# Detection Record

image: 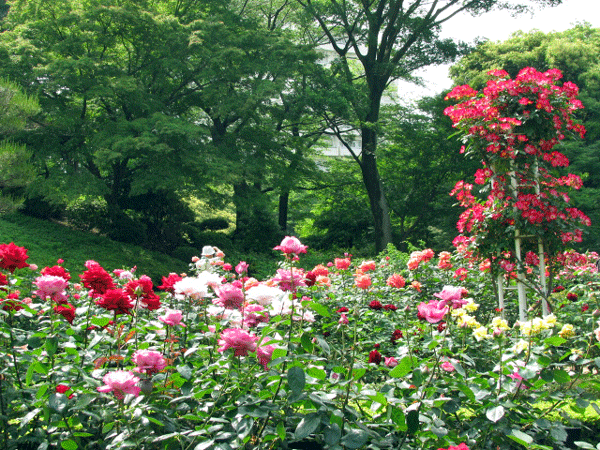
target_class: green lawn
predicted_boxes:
[0,213,189,283]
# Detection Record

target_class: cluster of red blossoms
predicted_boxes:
[444,67,590,263]
[80,261,161,315]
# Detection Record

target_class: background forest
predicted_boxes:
[0,0,598,264]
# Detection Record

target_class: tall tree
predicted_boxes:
[296,0,564,252]
[448,24,600,248]
[0,0,210,247]
[0,78,40,213]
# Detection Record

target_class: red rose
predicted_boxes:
[54,303,76,324]
[0,242,29,273]
[95,289,134,315]
[369,300,383,310]
[368,350,382,365]
[41,265,71,281]
[56,384,74,399]
[158,273,182,293]
[80,263,114,297]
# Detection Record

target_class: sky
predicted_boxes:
[404,0,600,99]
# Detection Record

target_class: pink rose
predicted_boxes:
[132,350,167,375]
[433,286,468,309]
[218,328,258,356]
[256,340,275,370]
[273,236,307,255]
[213,284,244,310]
[441,361,455,372]
[384,357,398,368]
[417,301,448,324]
[97,370,141,399]
[235,261,249,274]
[158,309,186,327]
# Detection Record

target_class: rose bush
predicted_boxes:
[0,238,599,450]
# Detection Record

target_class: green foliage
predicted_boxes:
[1,235,599,449]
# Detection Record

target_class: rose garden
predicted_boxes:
[1,69,600,450]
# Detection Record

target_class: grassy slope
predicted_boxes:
[0,213,189,283]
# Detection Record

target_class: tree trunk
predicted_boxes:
[361,125,393,253]
[278,191,289,233]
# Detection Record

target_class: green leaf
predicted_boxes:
[323,424,341,445]
[307,301,330,317]
[288,366,305,395]
[276,421,286,440]
[406,409,419,435]
[306,366,326,380]
[194,441,215,450]
[20,408,42,428]
[507,429,533,446]
[49,393,68,413]
[486,405,505,423]
[300,332,314,353]
[91,316,111,327]
[295,413,320,440]
[537,355,551,367]
[341,429,369,449]
[61,439,78,450]
[545,336,567,347]
[389,407,407,431]
[177,365,192,380]
[315,335,330,355]
[352,368,366,381]
[388,356,413,378]
[553,369,571,384]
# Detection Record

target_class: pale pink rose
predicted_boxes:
[132,350,167,374]
[594,325,600,342]
[34,275,69,301]
[158,308,186,327]
[174,277,209,300]
[273,236,307,255]
[272,268,307,292]
[441,361,455,372]
[97,370,140,399]
[218,328,258,356]
[384,357,398,368]
[417,300,448,324]
[339,313,349,325]
[213,284,244,310]
[433,286,468,309]
[246,284,281,306]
